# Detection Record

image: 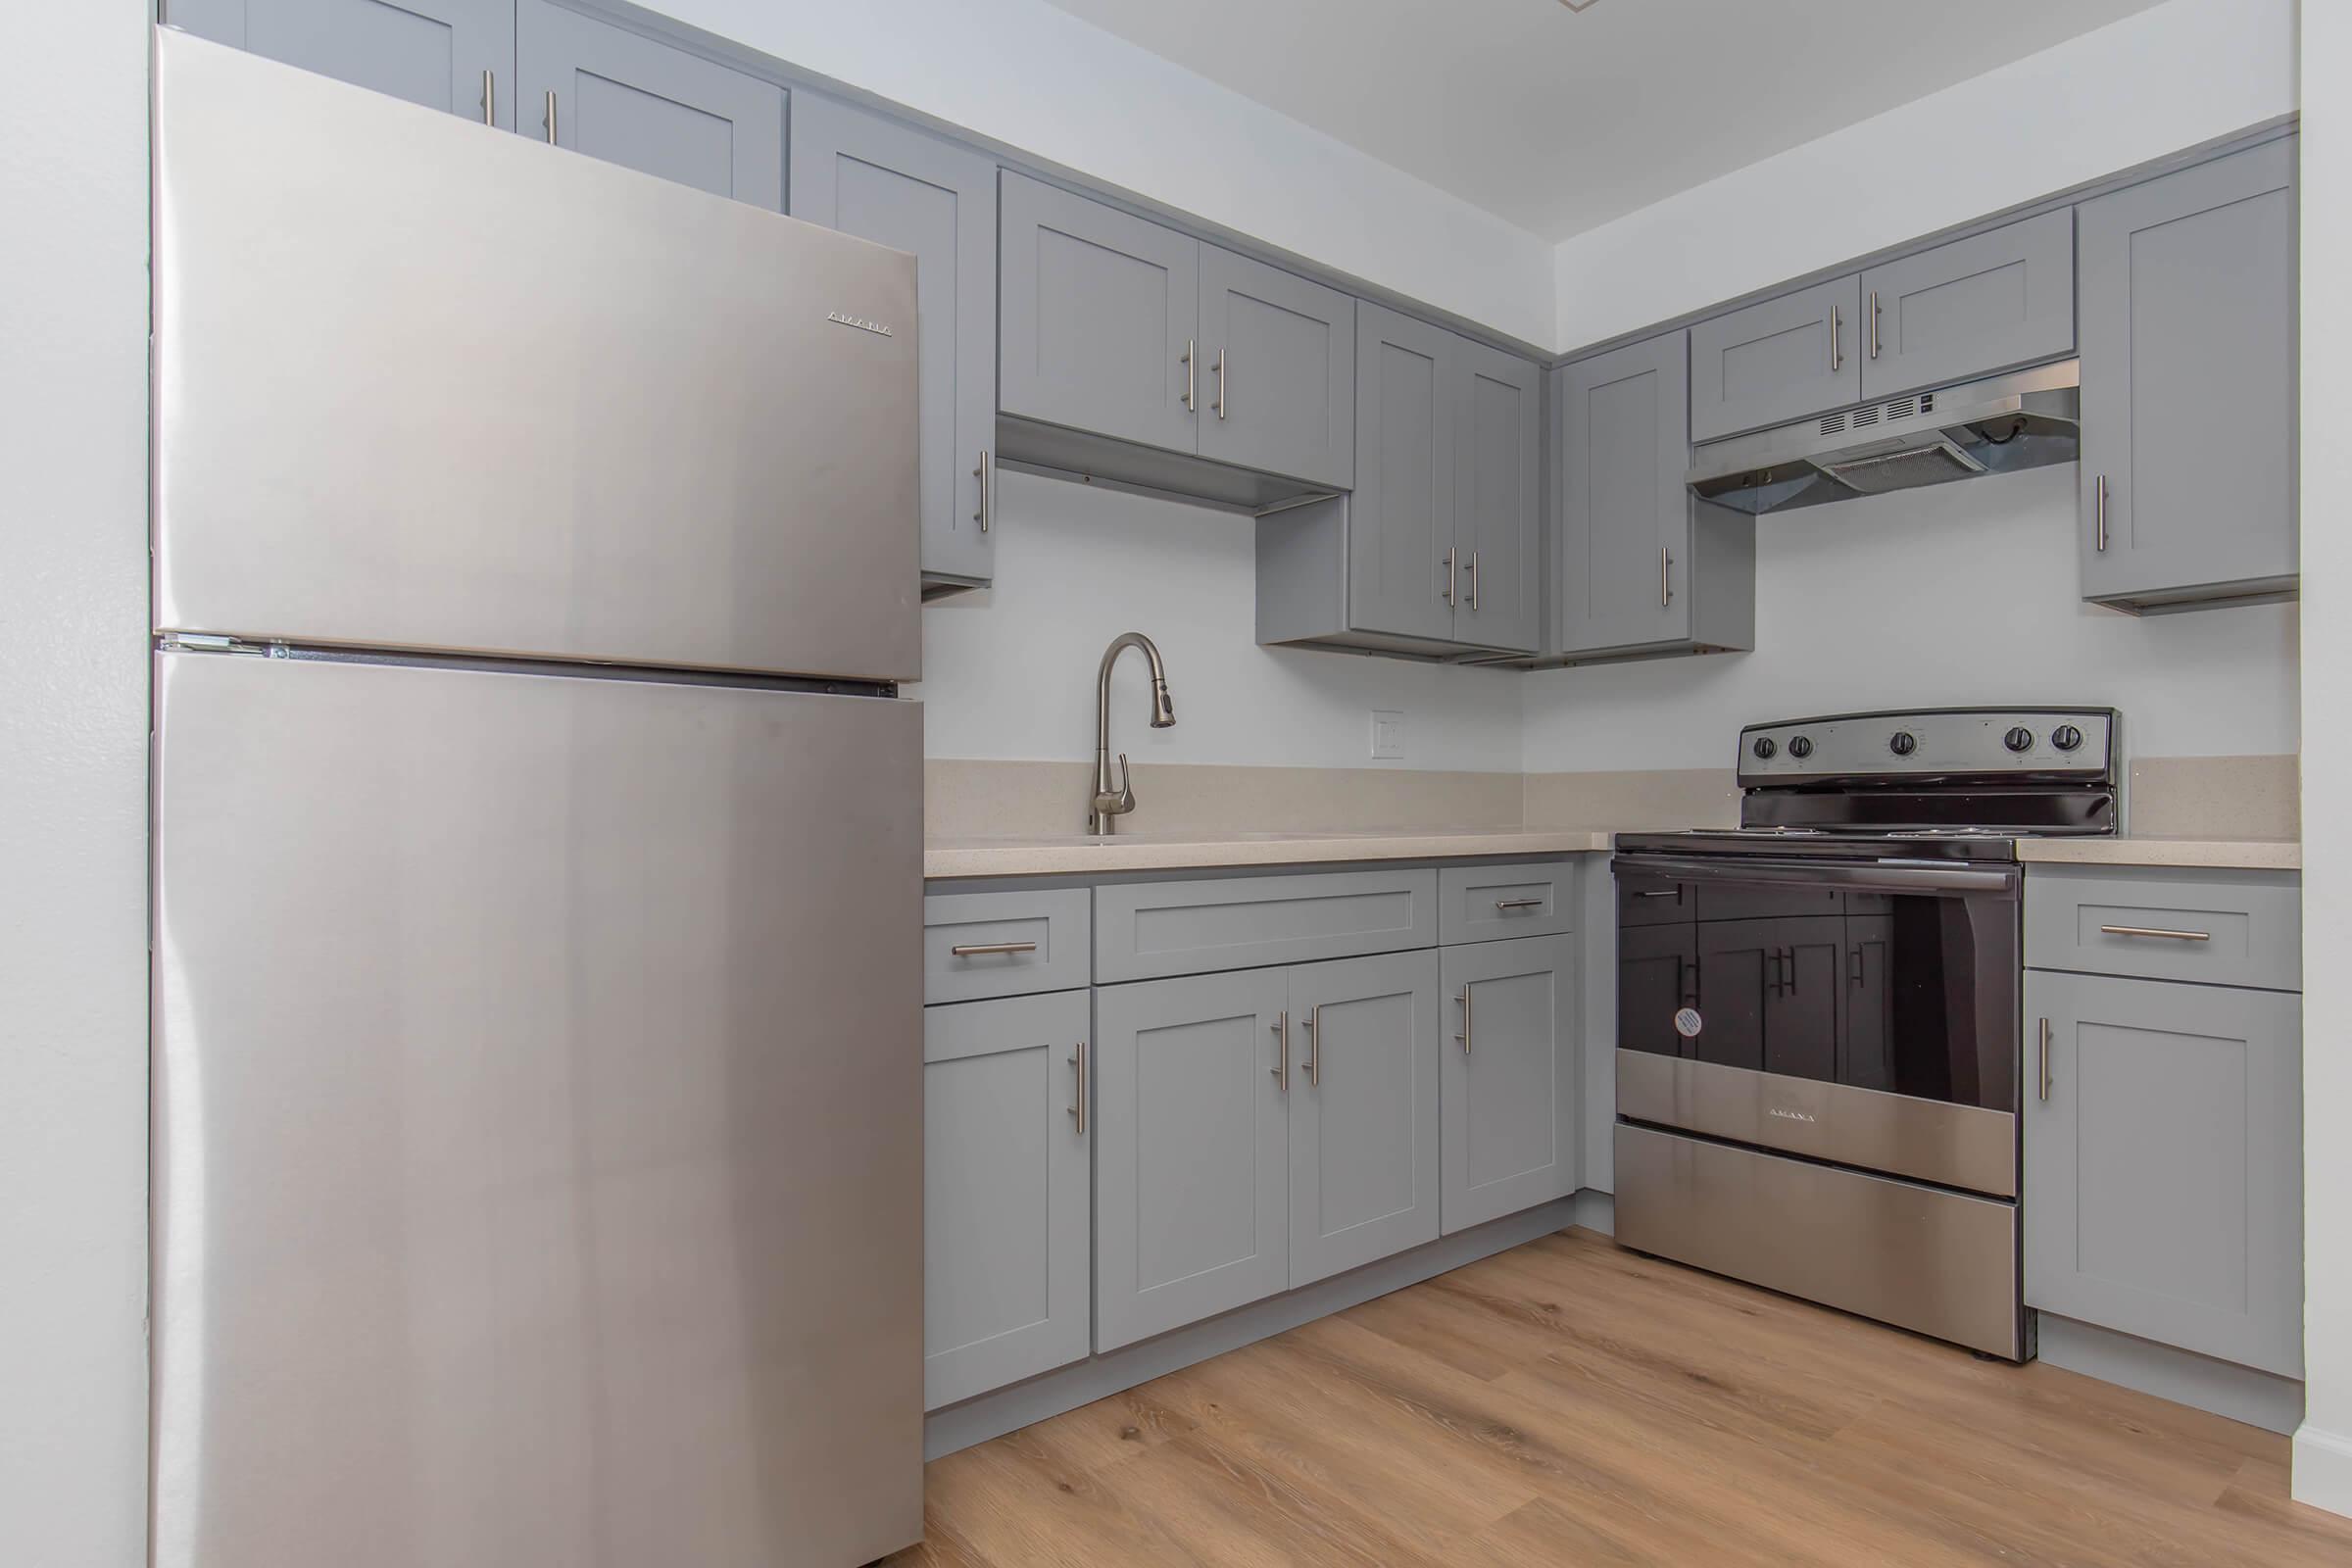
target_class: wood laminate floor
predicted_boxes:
[888,1228,2352,1567]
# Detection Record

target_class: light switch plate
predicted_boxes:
[1370,710,1404,760]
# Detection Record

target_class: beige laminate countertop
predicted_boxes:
[2016,836,2301,871]
[924,826,1615,880]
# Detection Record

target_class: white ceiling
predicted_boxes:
[1037,0,2174,242]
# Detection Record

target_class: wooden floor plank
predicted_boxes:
[888,1227,2352,1567]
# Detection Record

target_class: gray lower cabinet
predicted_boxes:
[1094,969,1291,1351]
[2024,969,2302,1377]
[922,989,1092,1409]
[790,96,997,593]
[2078,137,2297,612]
[1553,330,1753,661]
[1859,209,2075,402]
[162,0,514,125]
[1439,935,1579,1234]
[1689,276,1861,443]
[1287,951,1443,1285]
[516,0,784,210]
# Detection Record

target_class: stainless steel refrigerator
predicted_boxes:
[150,31,923,1567]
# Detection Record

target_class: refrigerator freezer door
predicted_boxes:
[153,30,919,683]
[151,651,923,1568]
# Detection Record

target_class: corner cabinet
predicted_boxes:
[1553,330,1752,661]
[791,96,998,595]
[1257,305,1542,660]
[2078,138,2297,612]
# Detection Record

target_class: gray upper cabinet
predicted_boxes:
[2078,138,2297,612]
[1439,935,1579,1235]
[1859,210,2075,401]
[163,0,514,126]
[1554,332,1754,661]
[516,0,784,210]
[921,990,1091,1410]
[1198,246,1355,491]
[1453,342,1544,653]
[2024,969,2302,1377]
[1689,276,1861,442]
[1347,305,1460,644]
[999,172,1200,458]
[1285,951,1442,1286]
[1094,969,1291,1351]
[791,96,997,592]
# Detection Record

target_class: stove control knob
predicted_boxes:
[1751,737,1777,760]
[1788,735,1814,760]
[1888,731,1918,758]
[2004,726,2034,754]
[2051,724,2085,753]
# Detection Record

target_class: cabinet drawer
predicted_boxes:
[924,887,1092,1003]
[1617,868,1695,926]
[2025,866,2299,991]
[1440,860,1578,945]
[1094,869,1439,983]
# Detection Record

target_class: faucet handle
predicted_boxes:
[1111,753,1135,811]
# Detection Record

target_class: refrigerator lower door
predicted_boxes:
[151,650,922,1568]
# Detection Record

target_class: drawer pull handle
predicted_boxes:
[1635,889,1681,900]
[949,941,1038,957]
[2097,925,2210,943]
[1494,897,1544,910]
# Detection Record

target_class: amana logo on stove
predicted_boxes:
[827,310,894,337]
[1768,1107,1819,1124]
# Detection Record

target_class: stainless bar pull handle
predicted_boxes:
[1270,1011,1289,1091]
[1849,946,1863,989]
[1302,1004,1321,1087]
[973,450,992,533]
[1467,551,1481,612]
[1454,986,1472,1054]
[949,940,1037,957]
[1635,888,1681,900]
[1494,897,1544,910]
[543,88,558,144]
[2099,924,2211,942]
[1181,340,1195,411]
[481,68,496,126]
[1442,548,1456,606]
[1785,947,1797,997]
[2095,474,2109,553]
[2037,1017,2052,1102]
[1868,290,1881,360]
[1213,348,1226,419]
[1661,546,1674,608]
[1830,303,1842,371]
[1069,1041,1088,1134]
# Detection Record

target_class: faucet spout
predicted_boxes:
[1090,632,1175,834]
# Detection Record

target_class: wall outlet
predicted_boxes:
[1369,710,1405,760]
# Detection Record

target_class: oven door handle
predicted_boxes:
[1612,854,2020,898]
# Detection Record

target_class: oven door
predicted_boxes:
[1613,854,2019,1198]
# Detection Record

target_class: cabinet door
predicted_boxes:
[1198,246,1354,489]
[1690,276,1861,442]
[1287,951,1442,1285]
[164,0,514,126]
[1691,915,1844,1075]
[1618,923,1697,1060]
[1454,342,1544,653]
[1860,210,2075,401]
[516,0,783,209]
[999,172,1200,456]
[1094,970,1289,1350]
[1556,332,1691,655]
[2078,140,2297,609]
[1349,305,1458,643]
[791,97,996,587]
[922,990,1091,1409]
[2024,971,2302,1376]
[1842,915,1894,1092]
[1441,936,1579,1234]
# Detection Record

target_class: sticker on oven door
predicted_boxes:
[1674,1007,1703,1038]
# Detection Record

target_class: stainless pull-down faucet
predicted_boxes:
[1089,631,1175,833]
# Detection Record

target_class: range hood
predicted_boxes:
[1688,359,2079,515]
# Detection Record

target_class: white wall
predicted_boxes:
[2295,0,2352,1523]
[1521,465,2300,774]
[0,7,153,1567]
[913,469,1524,771]
[650,0,1557,347]
[1551,0,2297,352]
